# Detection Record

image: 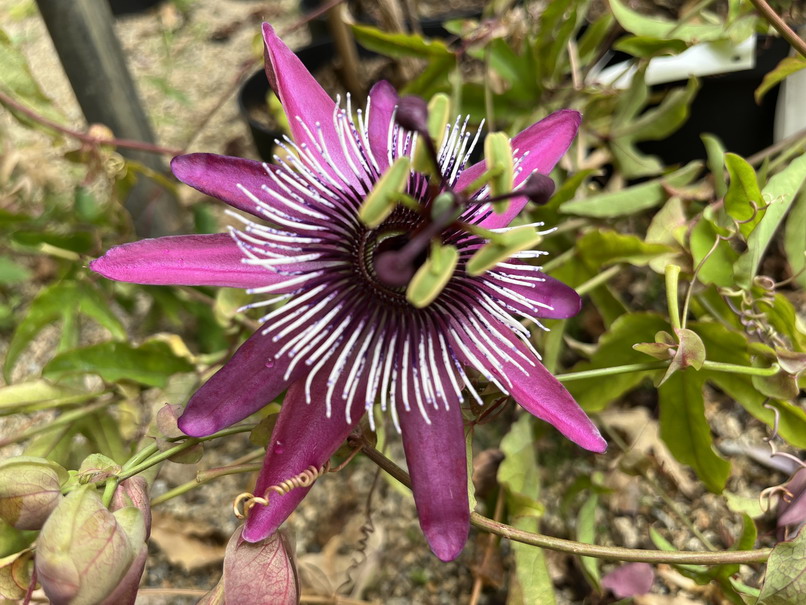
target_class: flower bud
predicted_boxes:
[0,456,68,530]
[110,476,152,538]
[198,526,298,605]
[35,484,147,605]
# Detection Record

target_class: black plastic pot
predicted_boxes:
[637,36,791,163]
[108,0,163,16]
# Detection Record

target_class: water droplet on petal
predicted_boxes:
[273,441,285,455]
[265,357,275,368]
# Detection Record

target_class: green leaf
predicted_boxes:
[498,415,543,518]
[4,281,126,381]
[577,14,614,65]
[576,493,601,590]
[658,371,731,493]
[566,312,669,411]
[0,28,63,125]
[12,230,94,254]
[5,283,74,381]
[619,78,699,141]
[0,256,31,285]
[757,527,806,604]
[724,153,763,237]
[576,230,673,268]
[690,219,738,287]
[498,415,556,605]
[608,0,754,43]
[613,35,688,57]
[0,380,97,414]
[697,324,806,449]
[560,162,702,217]
[755,56,806,103]
[544,169,596,210]
[352,24,453,59]
[783,187,806,289]
[702,134,728,199]
[734,153,806,288]
[402,53,456,98]
[43,341,194,387]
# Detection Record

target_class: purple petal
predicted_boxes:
[601,563,655,598]
[398,400,469,561]
[457,110,581,229]
[242,351,367,542]
[486,265,581,319]
[367,80,398,172]
[262,24,355,183]
[89,233,284,289]
[507,359,606,452]
[178,324,305,437]
[171,153,319,222]
[450,312,606,453]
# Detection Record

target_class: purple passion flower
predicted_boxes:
[90,23,606,561]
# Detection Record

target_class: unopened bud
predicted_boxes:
[110,477,152,538]
[36,484,147,605]
[221,526,299,605]
[0,456,68,530]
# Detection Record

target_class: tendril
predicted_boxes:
[232,445,362,519]
[757,403,806,512]
[233,462,332,519]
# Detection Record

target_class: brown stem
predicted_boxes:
[0,89,182,156]
[356,441,773,565]
[747,0,806,58]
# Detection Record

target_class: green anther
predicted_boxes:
[466,227,540,276]
[358,156,411,228]
[484,132,514,213]
[406,241,459,308]
[412,93,451,177]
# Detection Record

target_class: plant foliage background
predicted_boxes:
[1,0,805,603]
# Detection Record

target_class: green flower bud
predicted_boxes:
[35,485,147,605]
[0,456,68,530]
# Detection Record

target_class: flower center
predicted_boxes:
[357,223,427,305]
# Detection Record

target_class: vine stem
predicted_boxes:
[356,441,772,565]
[0,89,182,156]
[747,0,806,58]
[116,425,254,481]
